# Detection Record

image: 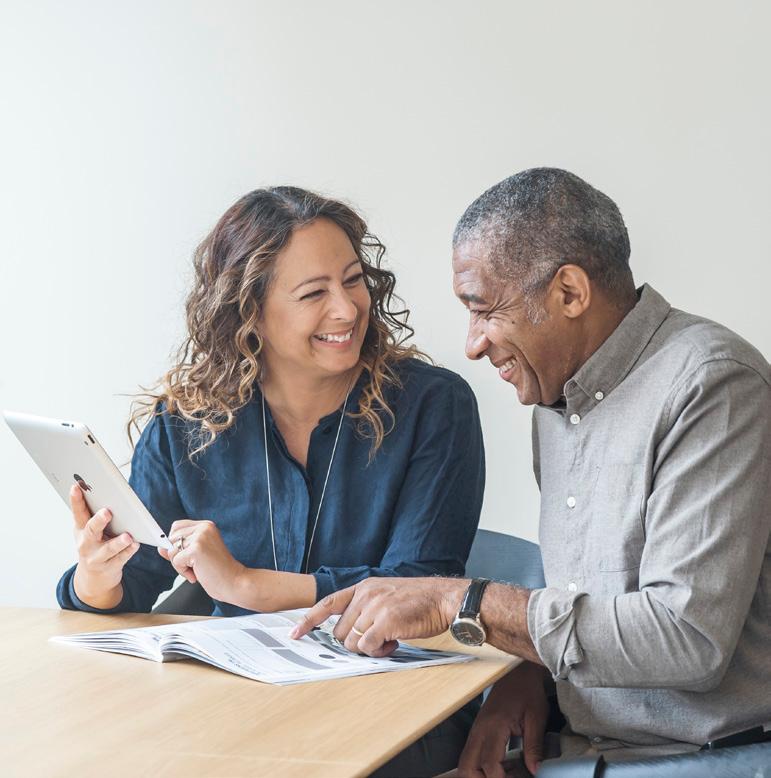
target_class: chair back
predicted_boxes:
[465,529,546,589]
[152,581,213,615]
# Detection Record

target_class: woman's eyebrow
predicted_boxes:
[291,259,361,293]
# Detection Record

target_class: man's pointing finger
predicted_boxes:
[289,586,355,639]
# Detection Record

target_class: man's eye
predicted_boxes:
[344,272,364,286]
[300,289,324,301]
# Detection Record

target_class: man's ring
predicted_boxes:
[350,625,365,637]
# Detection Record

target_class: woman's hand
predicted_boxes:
[159,519,245,603]
[70,484,140,609]
[457,661,550,777]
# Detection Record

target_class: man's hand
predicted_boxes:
[458,661,550,777]
[159,519,245,603]
[290,576,469,655]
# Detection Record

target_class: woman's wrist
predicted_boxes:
[72,565,123,610]
[231,568,317,612]
[231,566,273,611]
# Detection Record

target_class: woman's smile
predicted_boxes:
[313,327,355,346]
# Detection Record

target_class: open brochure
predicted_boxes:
[51,609,474,685]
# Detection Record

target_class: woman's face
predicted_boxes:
[259,218,371,381]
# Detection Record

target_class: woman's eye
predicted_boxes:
[344,272,364,286]
[300,289,324,301]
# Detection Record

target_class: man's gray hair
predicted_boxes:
[453,168,634,306]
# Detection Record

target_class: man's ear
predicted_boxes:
[550,264,591,319]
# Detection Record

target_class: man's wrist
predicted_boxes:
[441,578,469,626]
[478,582,542,663]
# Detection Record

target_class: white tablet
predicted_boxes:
[3,410,173,550]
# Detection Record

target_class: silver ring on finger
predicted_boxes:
[176,537,184,551]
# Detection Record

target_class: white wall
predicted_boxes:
[1,1,768,607]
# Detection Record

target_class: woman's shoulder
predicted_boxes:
[390,357,477,402]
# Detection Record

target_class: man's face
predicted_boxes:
[452,243,578,406]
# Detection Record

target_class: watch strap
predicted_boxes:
[459,578,491,618]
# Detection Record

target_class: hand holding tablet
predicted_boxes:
[3,411,173,549]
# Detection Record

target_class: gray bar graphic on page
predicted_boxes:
[274,648,329,670]
[242,628,283,648]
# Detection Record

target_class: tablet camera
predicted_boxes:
[73,474,92,492]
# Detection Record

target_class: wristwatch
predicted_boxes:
[449,578,491,646]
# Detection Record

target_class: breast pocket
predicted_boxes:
[592,462,646,575]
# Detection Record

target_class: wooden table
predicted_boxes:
[0,608,519,777]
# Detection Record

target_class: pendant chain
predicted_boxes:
[261,384,352,574]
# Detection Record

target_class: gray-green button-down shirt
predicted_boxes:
[527,284,770,752]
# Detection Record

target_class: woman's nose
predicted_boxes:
[329,286,358,321]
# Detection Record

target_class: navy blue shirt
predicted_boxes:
[57,359,485,616]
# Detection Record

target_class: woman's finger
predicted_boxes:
[93,533,136,564]
[168,526,197,548]
[83,509,112,543]
[69,484,93,530]
[170,546,196,578]
[169,519,198,537]
[105,540,141,573]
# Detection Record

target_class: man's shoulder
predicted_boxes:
[650,307,769,386]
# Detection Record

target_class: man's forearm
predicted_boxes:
[480,582,542,664]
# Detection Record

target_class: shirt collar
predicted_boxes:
[557,284,671,418]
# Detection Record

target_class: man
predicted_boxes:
[292,168,770,774]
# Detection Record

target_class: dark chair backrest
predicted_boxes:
[152,581,213,616]
[465,529,546,589]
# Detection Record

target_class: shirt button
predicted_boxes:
[567,582,578,593]
[569,413,581,425]
[566,496,576,508]
[594,391,604,401]
[592,736,602,743]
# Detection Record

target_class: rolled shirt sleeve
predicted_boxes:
[529,359,770,691]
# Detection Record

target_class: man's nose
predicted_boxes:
[465,326,489,360]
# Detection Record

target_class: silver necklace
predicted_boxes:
[261,385,351,573]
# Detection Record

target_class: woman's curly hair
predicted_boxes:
[128,186,427,460]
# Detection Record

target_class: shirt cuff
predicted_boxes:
[527,587,587,680]
[312,570,334,602]
[65,572,128,614]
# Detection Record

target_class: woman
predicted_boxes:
[57,186,485,619]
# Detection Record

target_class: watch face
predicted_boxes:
[450,617,486,646]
